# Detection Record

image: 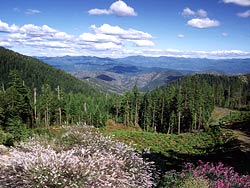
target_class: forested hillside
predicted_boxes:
[0,47,109,145]
[0,47,97,94]
[0,70,110,143]
[108,74,250,134]
[0,47,249,144]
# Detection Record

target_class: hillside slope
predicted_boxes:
[72,70,183,93]
[0,47,98,94]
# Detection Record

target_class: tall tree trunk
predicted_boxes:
[178,111,181,134]
[198,107,202,131]
[238,85,242,108]
[57,86,62,126]
[161,97,164,125]
[194,113,197,130]
[126,99,129,126]
[134,100,138,126]
[33,88,37,125]
[152,102,156,132]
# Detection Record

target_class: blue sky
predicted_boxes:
[0,0,250,58]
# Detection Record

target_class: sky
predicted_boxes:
[0,0,250,58]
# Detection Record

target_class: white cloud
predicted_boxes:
[25,9,41,15]
[79,33,121,44]
[182,8,195,16]
[187,18,220,28]
[0,20,18,33]
[197,9,207,17]
[177,34,185,38]
[109,0,137,16]
[81,24,154,48]
[182,8,207,17]
[1,20,249,59]
[53,32,73,40]
[88,9,110,15]
[223,0,250,6]
[130,40,155,47]
[237,10,250,17]
[0,20,155,56]
[19,24,57,37]
[182,8,219,29]
[0,20,75,52]
[93,42,122,50]
[26,41,70,48]
[0,41,12,47]
[88,0,137,16]
[90,24,153,40]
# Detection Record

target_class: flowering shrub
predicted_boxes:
[0,126,157,188]
[159,160,250,188]
[185,160,250,188]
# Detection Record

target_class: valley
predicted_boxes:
[37,55,250,93]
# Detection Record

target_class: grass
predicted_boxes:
[101,107,250,176]
[101,124,234,157]
[100,122,239,175]
[219,110,250,125]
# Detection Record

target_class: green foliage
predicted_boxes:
[158,170,184,188]
[110,74,216,134]
[109,74,250,134]
[159,170,209,188]
[219,111,250,125]
[5,118,32,144]
[102,127,234,156]
[182,176,209,188]
[0,128,15,146]
[0,128,7,144]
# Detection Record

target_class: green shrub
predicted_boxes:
[4,133,15,146]
[5,118,32,144]
[160,161,250,188]
[158,170,184,187]
[182,175,209,188]
[0,128,7,144]
[0,128,15,146]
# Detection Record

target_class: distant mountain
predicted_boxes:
[72,70,184,93]
[36,55,250,93]
[116,56,250,74]
[96,74,116,82]
[107,65,140,74]
[37,55,250,74]
[0,47,98,94]
[37,56,117,72]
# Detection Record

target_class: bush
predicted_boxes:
[0,128,14,146]
[0,126,157,188]
[182,176,209,188]
[185,161,250,188]
[0,129,6,144]
[158,170,184,187]
[160,161,250,188]
[5,118,32,144]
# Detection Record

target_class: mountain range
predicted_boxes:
[37,55,250,93]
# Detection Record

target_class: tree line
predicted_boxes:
[0,69,249,140]
[0,70,110,132]
[109,74,250,134]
